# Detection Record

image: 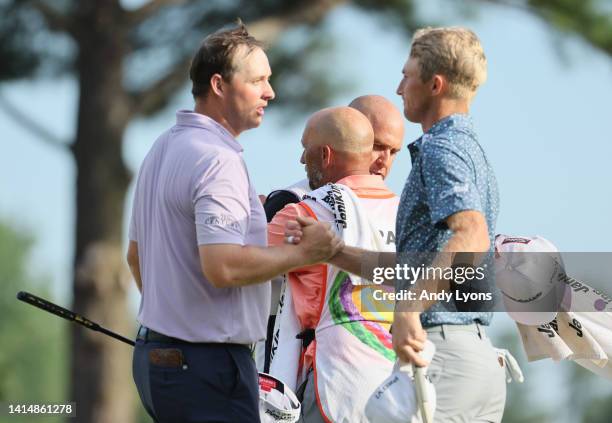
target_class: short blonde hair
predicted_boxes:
[410,27,487,100]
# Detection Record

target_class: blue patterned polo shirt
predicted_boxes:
[395,113,499,327]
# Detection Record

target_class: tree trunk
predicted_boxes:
[69,2,135,422]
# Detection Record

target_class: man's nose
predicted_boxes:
[382,149,391,161]
[396,80,403,96]
[378,149,390,163]
[264,80,275,100]
[300,151,306,164]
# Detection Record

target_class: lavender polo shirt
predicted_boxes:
[129,110,270,343]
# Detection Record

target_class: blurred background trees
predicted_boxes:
[0,222,66,423]
[0,0,610,421]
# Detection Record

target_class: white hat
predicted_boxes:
[494,234,569,326]
[258,373,301,423]
[365,340,437,423]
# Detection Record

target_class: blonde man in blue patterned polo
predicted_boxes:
[297,27,506,421]
[392,27,505,422]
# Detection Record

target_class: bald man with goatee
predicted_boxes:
[300,107,375,190]
[268,107,401,423]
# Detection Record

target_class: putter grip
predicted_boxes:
[17,291,98,330]
[414,366,432,423]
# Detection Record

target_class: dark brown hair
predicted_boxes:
[190,20,264,98]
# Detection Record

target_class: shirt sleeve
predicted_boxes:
[421,137,483,226]
[194,154,251,246]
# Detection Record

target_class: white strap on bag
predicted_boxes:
[268,277,302,391]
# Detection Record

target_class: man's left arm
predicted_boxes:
[394,209,490,363]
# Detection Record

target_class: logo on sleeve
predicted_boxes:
[203,214,241,231]
[502,237,532,245]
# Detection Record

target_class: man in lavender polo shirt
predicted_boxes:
[127,22,342,423]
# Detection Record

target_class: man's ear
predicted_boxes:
[431,74,446,97]
[210,74,224,97]
[321,145,334,168]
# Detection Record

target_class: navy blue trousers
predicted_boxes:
[133,337,260,423]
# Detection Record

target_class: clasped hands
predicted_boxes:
[284,216,343,266]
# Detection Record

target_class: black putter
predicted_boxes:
[16,291,135,347]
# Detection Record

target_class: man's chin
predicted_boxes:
[308,179,323,190]
[404,109,420,124]
[247,115,264,129]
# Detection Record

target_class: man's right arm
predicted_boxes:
[286,217,396,279]
[199,217,342,288]
[329,245,396,278]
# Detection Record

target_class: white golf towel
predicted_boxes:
[516,311,607,364]
[516,309,612,379]
[495,233,612,379]
[513,272,612,379]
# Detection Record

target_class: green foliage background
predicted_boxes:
[0,222,67,423]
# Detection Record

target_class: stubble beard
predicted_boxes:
[307,166,325,190]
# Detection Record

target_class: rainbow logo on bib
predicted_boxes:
[328,271,396,361]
